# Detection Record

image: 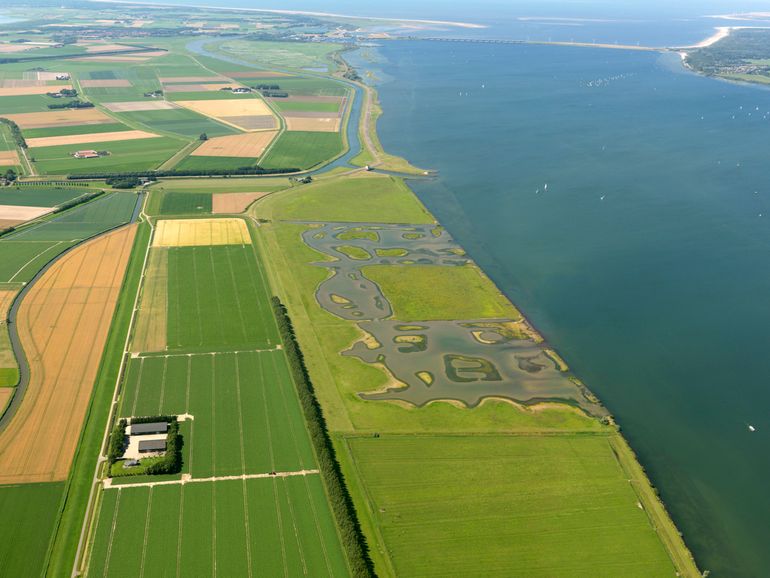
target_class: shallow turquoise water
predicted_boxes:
[371,40,770,577]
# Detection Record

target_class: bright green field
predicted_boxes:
[22,123,128,139]
[274,100,341,113]
[30,137,184,174]
[362,264,521,321]
[87,477,347,577]
[261,175,434,223]
[120,350,314,476]
[166,244,277,351]
[115,108,238,138]
[210,39,342,71]
[0,192,137,282]
[155,191,211,215]
[0,94,81,113]
[261,131,343,170]
[153,177,291,193]
[272,78,349,97]
[0,185,96,207]
[345,435,676,577]
[0,482,64,577]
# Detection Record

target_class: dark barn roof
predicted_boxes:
[138,439,167,452]
[130,421,168,435]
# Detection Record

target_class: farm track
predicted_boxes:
[103,469,320,489]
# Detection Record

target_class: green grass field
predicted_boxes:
[153,177,291,193]
[362,264,521,321]
[87,477,347,577]
[120,350,315,476]
[345,434,676,577]
[21,123,129,139]
[274,100,342,113]
[31,137,185,174]
[154,191,212,215]
[0,482,64,577]
[0,94,82,113]
[165,244,277,351]
[210,39,342,70]
[0,185,97,207]
[115,108,238,138]
[260,175,434,224]
[0,192,137,282]
[260,131,344,170]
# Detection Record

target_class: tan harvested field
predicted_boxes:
[4,108,112,129]
[0,79,46,87]
[277,95,345,104]
[176,98,272,118]
[285,116,341,132]
[25,71,69,81]
[212,192,268,214]
[27,129,159,149]
[71,54,162,62]
[0,84,72,96]
[0,219,22,229]
[153,218,251,247]
[227,71,292,78]
[131,248,167,352]
[0,225,137,484]
[163,83,241,93]
[102,100,177,112]
[191,131,277,158]
[0,205,51,221]
[0,289,16,369]
[0,151,19,166]
[0,388,12,414]
[84,43,134,53]
[159,76,228,83]
[79,79,131,88]
[0,44,34,53]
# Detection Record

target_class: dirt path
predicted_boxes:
[103,469,320,489]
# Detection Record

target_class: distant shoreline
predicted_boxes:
[86,0,487,29]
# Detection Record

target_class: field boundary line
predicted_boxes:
[136,346,281,359]
[103,469,320,490]
[71,201,155,578]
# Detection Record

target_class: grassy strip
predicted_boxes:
[0,117,27,149]
[610,434,701,577]
[271,296,373,578]
[43,221,151,577]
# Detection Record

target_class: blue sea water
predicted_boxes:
[359,39,770,577]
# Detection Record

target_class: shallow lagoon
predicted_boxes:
[371,40,770,576]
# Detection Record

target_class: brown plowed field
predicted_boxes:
[285,117,340,132]
[4,109,112,129]
[0,225,137,484]
[80,79,131,88]
[131,248,167,353]
[103,101,176,112]
[0,85,72,96]
[191,132,277,158]
[0,219,22,229]
[0,151,19,166]
[27,130,159,149]
[212,192,268,214]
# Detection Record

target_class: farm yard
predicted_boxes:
[83,209,350,576]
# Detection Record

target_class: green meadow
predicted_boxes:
[30,137,185,174]
[0,482,64,577]
[0,192,137,282]
[362,264,521,321]
[0,185,97,207]
[259,174,434,223]
[165,244,277,351]
[150,191,212,215]
[261,131,344,170]
[345,435,676,577]
[88,477,347,577]
[115,108,238,138]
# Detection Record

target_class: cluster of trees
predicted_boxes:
[53,190,104,213]
[271,297,374,578]
[0,118,27,148]
[4,169,17,182]
[68,166,298,180]
[106,419,127,465]
[47,99,94,110]
[252,84,281,90]
[105,176,142,189]
[144,420,183,475]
